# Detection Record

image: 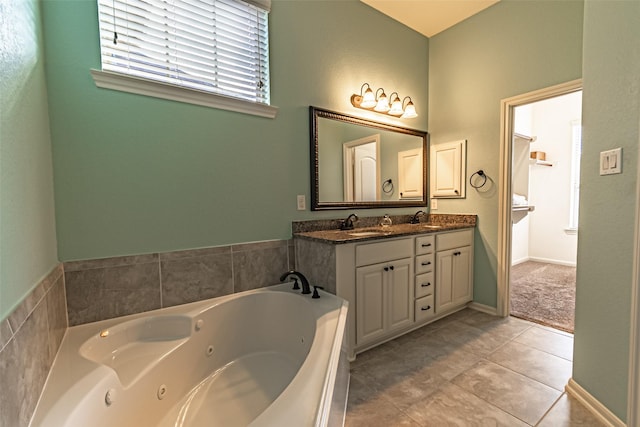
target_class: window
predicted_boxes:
[568,120,582,231]
[92,0,276,118]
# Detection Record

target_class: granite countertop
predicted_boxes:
[293,214,477,244]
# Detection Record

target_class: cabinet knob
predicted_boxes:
[390,265,394,271]
[454,251,461,256]
[421,305,431,311]
[422,261,431,266]
[421,282,431,287]
[421,243,431,247]
[384,267,389,272]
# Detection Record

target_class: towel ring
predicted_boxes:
[382,179,394,194]
[470,170,488,189]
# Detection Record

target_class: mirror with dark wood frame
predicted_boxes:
[310,106,429,211]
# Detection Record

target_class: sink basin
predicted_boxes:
[348,231,384,237]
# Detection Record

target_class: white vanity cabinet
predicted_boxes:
[294,224,475,360]
[435,230,474,313]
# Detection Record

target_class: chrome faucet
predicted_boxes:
[280,270,311,294]
[340,213,358,230]
[410,210,426,224]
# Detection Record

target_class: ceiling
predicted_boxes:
[360,0,500,38]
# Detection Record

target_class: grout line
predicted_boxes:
[534,392,565,426]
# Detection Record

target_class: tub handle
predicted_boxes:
[312,286,324,299]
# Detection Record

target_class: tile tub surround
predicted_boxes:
[0,264,68,427]
[64,239,295,326]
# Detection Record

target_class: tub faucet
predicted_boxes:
[340,213,358,230]
[280,270,311,295]
[410,210,426,224]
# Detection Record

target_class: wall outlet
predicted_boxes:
[296,195,306,210]
[600,148,622,175]
[431,199,438,210]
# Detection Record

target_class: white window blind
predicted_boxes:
[97,0,271,105]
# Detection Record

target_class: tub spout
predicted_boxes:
[280,270,311,295]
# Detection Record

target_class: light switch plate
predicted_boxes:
[296,195,306,210]
[431,199,438,210]
[600,148,622,175]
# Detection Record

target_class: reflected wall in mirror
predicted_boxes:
[310,106,429,210]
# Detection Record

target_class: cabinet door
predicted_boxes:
[397,148,423,199]
[431,140,466,198]
[387,258,414,332]
[356,265,386,345]
[436,246,472,313]
[452,246,472,305]
[435,249,455,312]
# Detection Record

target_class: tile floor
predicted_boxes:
[345,308,604,426]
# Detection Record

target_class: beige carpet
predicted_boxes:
[510,261,576,333]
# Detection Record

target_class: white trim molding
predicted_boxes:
[467,302,498,316]
[90,69,278,119]
[496,79,582,317]
[566,379,626,427]
[626,115,640,426]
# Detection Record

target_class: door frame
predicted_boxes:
[627,116,640,425]
[496,79,582,317]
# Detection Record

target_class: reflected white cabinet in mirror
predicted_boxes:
[310,107,429,210]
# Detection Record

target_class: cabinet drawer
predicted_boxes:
[415,253,435,274]
[436,229,473,252]
[415,272,434,298]
[415,235,435,255]
[356,238,413,267]
[415,295,435,322]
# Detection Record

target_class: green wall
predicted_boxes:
[427,0,584,307]
[0,0,58,320]
[573,0,640,420]
[41,0,429,261]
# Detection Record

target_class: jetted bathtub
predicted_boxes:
[30,284,349,427]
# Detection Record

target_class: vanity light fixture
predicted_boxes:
[373,88,390,112]
[388,92,403,116]
[401,97,417,119]
[350,84,417,119]
[354,83,377,109]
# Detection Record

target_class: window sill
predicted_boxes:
[90,69,278,119]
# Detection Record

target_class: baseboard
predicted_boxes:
[512,256,530,266]
[528,256,576,267]
[565,378,626,426]
[468,302,498,316]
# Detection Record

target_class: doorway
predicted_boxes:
[509,92,582,332]
[496,79,582,327]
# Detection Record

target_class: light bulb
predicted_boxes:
[374,93,390,112]
[360,87,376,108]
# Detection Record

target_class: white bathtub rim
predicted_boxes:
[250,294,348,427]
[30,284,347,427]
